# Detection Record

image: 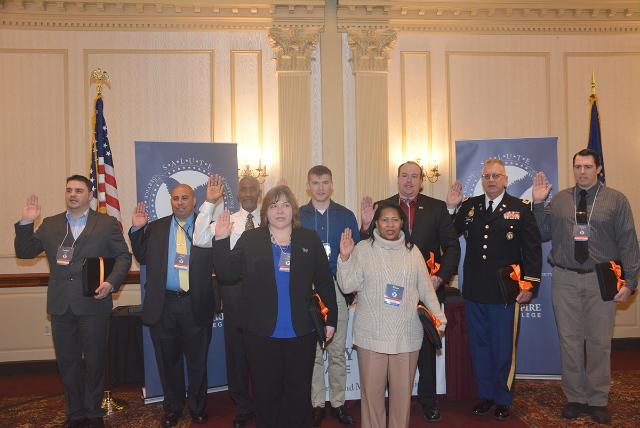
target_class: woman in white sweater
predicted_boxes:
[337,201,446,428]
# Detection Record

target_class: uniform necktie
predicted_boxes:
[487,200,494,214]
[245,213,255,230]
[574,190,589,264]
[177,221,189,291]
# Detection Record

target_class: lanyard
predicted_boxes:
[58,222,78,251]
[313,207,330,243]
[573,184,601,227]
[271,234,290,255]
[173,215,193,243]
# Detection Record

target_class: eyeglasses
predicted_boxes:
[481,173,505,180]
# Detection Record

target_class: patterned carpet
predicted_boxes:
[1,371,638,427]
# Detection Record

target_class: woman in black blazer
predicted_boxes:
[213,185,337,428]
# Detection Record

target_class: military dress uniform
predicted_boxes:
[453,192,542,408]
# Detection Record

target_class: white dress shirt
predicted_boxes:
[193,200,261,250]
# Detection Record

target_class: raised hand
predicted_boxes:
[360,196,374,230]
[532,172,552,203]
[446,181,463,209]
[206,174,224,203]
[21,194,41,222]
[214,209,233,239]
[132,202,148,228]
[339,228,355,262]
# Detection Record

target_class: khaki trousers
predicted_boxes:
[311,282,349,407]
[551,267,617,406]
[357,348,419,428]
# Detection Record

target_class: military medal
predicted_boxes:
[506,231,514,240]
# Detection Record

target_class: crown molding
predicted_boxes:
[337,1,640,34]
[0,1,326,31]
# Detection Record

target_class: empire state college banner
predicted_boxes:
[135,141,239,401]
[455,137,561,377]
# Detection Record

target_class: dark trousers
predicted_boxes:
[243,331,316,428]
[149,294,212,415]
[417,337,438,408]
[222,285,253,414]
[51,308,110,420]
[465,300,519,406]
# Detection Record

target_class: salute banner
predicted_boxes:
[134,141,239,401]
[455,137,561,377]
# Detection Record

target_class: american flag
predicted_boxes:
[89,95,122,226]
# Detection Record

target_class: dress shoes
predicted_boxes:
[471,399,495,416]
[62,419,87,428]
[311,406,325,427]
[494,405,511,421]
[330,405,354,425]
[588,405,611,424]
[87,417,105,428]
[163,412,181,428]
[562,402,588,419]
[232,412,255,428]
[190,411,208,424]
[422,406,442,422]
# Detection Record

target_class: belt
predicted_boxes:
[553,264,594,274]
[165,289,190,298]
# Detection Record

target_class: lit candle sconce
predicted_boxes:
[238,159,268,184]
[416,158,440,183]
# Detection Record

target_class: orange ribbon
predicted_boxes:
[426,251,441,275]
[509,264,533,293]
[418,304,442,328]
[314,293,329,322]
[609,261,626,291]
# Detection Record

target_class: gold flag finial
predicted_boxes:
[591,71,596,97]
[90,68,111,96]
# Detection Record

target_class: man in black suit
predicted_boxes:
[360,161,460,422]
[14,175,132,428]
[129,184,216,428]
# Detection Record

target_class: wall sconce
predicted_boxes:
[416,158,440,183]
[238,159,268,184]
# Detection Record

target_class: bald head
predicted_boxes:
[238,176,261,212]
[170,184,196,220]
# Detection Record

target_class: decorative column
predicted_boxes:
[268,26,321,202]
[347,27,397,204]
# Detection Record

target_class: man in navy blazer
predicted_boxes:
[15,175,131,428]
[129,184,216,428]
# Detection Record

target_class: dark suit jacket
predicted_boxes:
[14,210,131,316]
[129,215,217,327]
[212,226,338,337]
[363,194,461,302]
[453,193,542,304]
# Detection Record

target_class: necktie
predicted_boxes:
[177,221,189,291]
[487,200,494,214]
[574,190,589,264]
[245,213,255,231]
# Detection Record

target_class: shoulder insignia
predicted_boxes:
[521,199,530,205]
[463,197,469,202]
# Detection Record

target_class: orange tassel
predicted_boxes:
[426,251,441,275]
[314,293,329,322]
[609,261,627,291]
[418,304,442,328]
[510,264,533,292]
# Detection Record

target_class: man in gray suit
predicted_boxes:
[14,175,131,428]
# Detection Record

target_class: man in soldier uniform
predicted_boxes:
[447,158,542,421]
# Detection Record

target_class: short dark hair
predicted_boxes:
[307,165,332,181]
[260,185,302,229]
[572,149,601,168]
[66,175,93,191]
[367,201,414,250]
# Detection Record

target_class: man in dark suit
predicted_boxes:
[14,175,131,428]
[360,161,461,422]
[447,159,541,420]
[129,184,216,428]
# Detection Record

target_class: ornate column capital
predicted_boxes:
[346,27,397,73]
[268,26,322,72]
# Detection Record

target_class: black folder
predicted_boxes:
[82,257,115,297]
[496,265,520,304]
[595,261,624,301]
[309,293,328,349]
[417,303,442,350]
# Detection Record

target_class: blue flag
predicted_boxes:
[587,95,605,183]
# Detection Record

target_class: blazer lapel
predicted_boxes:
[73,210,98,249]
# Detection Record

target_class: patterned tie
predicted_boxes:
[487,200,494,214]
[245,213,255,231]
[176,221,189,291]
[574,190,589,264]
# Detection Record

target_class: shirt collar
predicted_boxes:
[398,194,418,205]
[66,209,90,222]
[302,200,334,214]
[240,206,261,218]
[485,191,505,209]
[575,183,600,197]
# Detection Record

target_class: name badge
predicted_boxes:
[56,247,74,265]
[323,242,331,259]
[174,253,190,270]
[573,224,590,242]
[278,251,291,272]
[384,284,404,307]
